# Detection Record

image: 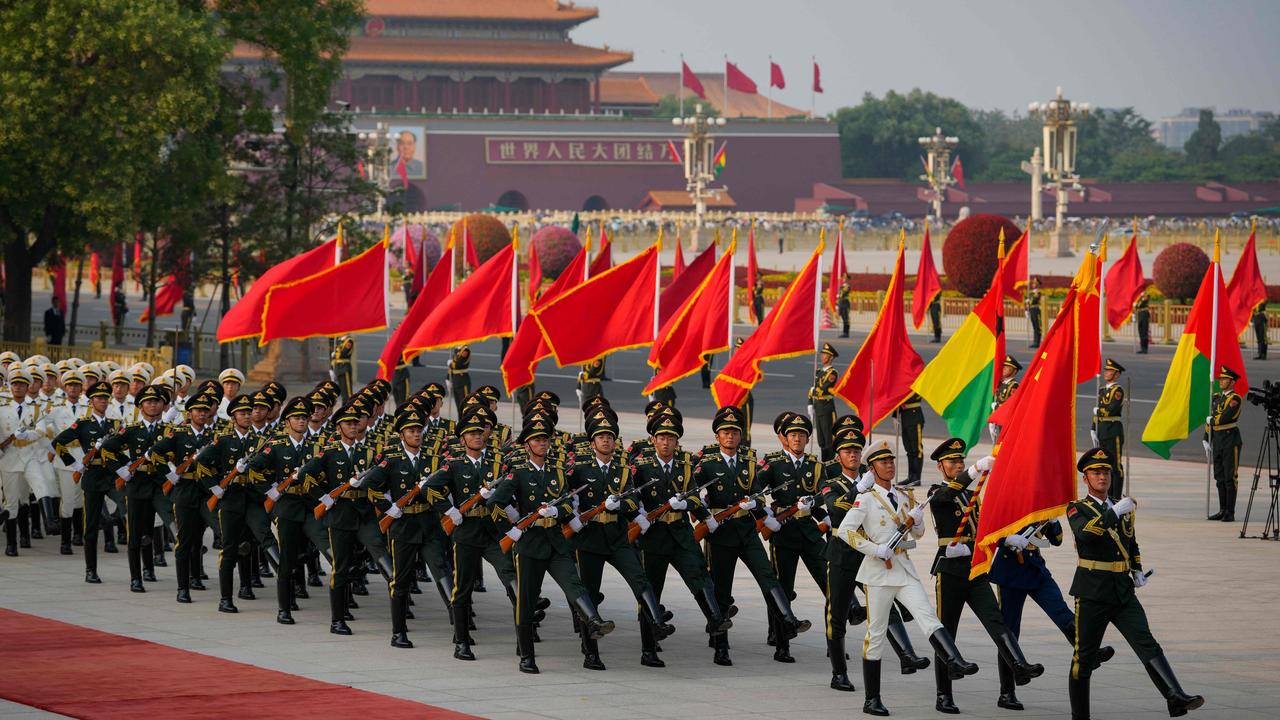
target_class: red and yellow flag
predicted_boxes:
[501,243,590,393]
[216,236,339,343]
[404,240,516,356]
[644,239,736,395]
[259,233,388,345]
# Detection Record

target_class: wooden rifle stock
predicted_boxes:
[208,442,270,511]
[626,477,716,543]
[442,487,489,536]
[314,481,353,519]
[113,454,151,491]
[263,472,299,513]
[161,453,198,496]
[500,486,585,553]
[563,478,658,539]
[378,485,422,533]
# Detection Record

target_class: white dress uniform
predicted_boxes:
[106,396,136,425]
[837,482,944,661]
[40,395,90,517]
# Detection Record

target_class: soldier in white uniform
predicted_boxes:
[836,441,979,716]
[106,370,136,423]
[40,369,90,553]
[217,368,245,420]
[1,366,43,554]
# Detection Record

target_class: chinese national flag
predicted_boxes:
[501,244,589,393]
[51,259,67,312]
[812,61,823,93]
[672,240,686,280]
[725,61,758,94]
[912,223,942,329]
[259,236,388,345]
[140,273,186,323]
[1104,231,1148,330]
[404,241,515,356]
[379,243,454,380]
[527,230,544,307]
[746,226,759,322]
[827,225,847,312]
[950,156,966,189]
[645,239,736,395]
[660,243,717,326]
[711,241,823,409]
[682,61,706,99]
[834,238,924,428]
[216,236,339,342]
[532,243,660,366]
[770,61,785,90]
[1227,224,1267,335]
[972,284,1083,579]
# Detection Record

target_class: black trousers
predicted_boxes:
[769,537,825,651]
[930,303,942,342]
[82,488,108,574]
[1098,427,1125,500]
[125,495,156,582]
[900,411,924,484]
[1028,308,1042,346]
[174,502,205,592]
[935,571,1011,695]
[1071,593,1161,680]
[1137,312,1150,351]
[813,400,836,462]
[513,550,587,627]
[451,540,516,613]
[1212,440,1241,515]
[706,526,781,649]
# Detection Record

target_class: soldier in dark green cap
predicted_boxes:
[51,380,120,583]
[809,342,840,461]
[926,437,1042,714]
[821,427,867,692]
[1093,359,1127,500]
[1207,367,1242,521]
[447,345,471,415]
[1067,447,1204,720]
[100,384,172,593]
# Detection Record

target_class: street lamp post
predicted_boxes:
[917,127,959,223]
[1029,87,1089,256]
[358,122,391,219]
[671,104,726,250]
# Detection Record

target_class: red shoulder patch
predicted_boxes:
[1067,506,1078,516]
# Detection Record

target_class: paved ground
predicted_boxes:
[1,442,1278,719]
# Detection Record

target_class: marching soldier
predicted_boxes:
[834,441,978,717]
[1207,368,1243,522]
[447,345,472,416]
[41,369,89,554]
[51,380,118,580]
[1093,359,1127,500]
[821,427,867,691]
[693,406,811,666]
[926,438,1043,714]
[1025,276,1042,348]
[1,366,42,555]
[1135,290,1151,354]
[752,276,766,325]
[330,335,355,402]
[894,393,925,488]
[838,275,852,337]
[149,387,218,603]
[1252,300,1268,360]
[990,356,1021,442]
[929,293,943,343]
[486,416,616,675]
[1067,448,1204,719]
[216,368,244,420]
[808,342,839,462]
[99,385,170,593]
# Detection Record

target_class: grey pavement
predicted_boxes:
[1,448,1278,719]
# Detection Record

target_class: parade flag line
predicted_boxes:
[0,608,476,720]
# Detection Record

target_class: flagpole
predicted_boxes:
[679,54,685,117]
[727,228,737,360]
[811,230,824,456]
[1095,236,1107,415]
[654,227,662,342]
[723,55,729,118]
[767,56,772,120]
[511,223,520,429]
[1207,230,1221,518]
[810,56,815,119]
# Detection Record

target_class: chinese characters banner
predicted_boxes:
[485,137,679,165]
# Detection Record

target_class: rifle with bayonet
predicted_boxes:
[207,439,269,511]
[499,484,587,553]
[563,477,660,539]
[626,476,716,542]
[693,476,798,542]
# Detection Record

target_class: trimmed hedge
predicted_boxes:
[450,214,511,264]
[532,226,582,280]
[1153,243,1210,302]
[942,214,1024,298]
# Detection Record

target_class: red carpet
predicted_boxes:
[0,608,477,719]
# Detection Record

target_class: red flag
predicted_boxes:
[132,233,143,279]
[463,221,480,270]
[401,225,424,297]
[1227,225,1267,335]
[711,241,823,409]
[746,226,759,322]
[501,244,590,393]
[395,158,409,189]
[51,259,67,312]
[1073,250,1103,385]
[645,239,736,395]
[665,140,683,166]
[725,61,758,94]
[405,242,515,356]
[682,61,706,99]
[532,243,660,366]
[357,159,366,180]
[812,61,823,93]
[217,237,339,342]
[970,284,1083,578]
[770,61,785,90]
[140,274,186,323]
[1000,229,1029,300]
[89,252,100,287]
[660,243,717,326]
[378,243,454,380]
[527,230,544,307]
[1104,232,1148,330]
[259,237,388,345]
[827,225,847,312]
[912,223,942,329]
[950,156,966,189]
[833,240,924,428]
[110,243,125,324]
[589,229,612,276]
[672,238,686,280]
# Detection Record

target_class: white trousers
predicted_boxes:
[863,577,944,660]
[25,459,57,499]
[1,470,30,516]
[55,468,82,517]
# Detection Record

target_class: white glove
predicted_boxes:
[329,369,337,383]
[806,404,815,419]
[907,504,925,525]
[69,460,85,474]
[569,516,584,533]
[266,486,281,501]
[991,401,998,410]
[975,455,995,473]
[115,466,132,482]
[445,507,464,526]
[575,389,583,402]
[1090,430,1099,446]
[348,474,364,489]
[505,505,520,523]
[874,543,893,560]
[417,478,430,490]
[1202,440,1211,454]
[604,495,621,511]
[538,505,558,519]
[856,471,875,492]
[16,429,37,442]
[764,516,782,532]
[668,495,687,511]
[945,543,972,558]
[385,504,404,519]
[966,464,983,480]
[505,527,523,543]
[318,493,334,509]
[210,485,225,499]
[1111,497,1135,517]
[796,497,813,512]
[165,465,179,484]
[445,378,453,396]
[1131,570,1148,589]
[704,516,719,534]
[635,514,652,534]
[479,486,494,499]
[988,423,999,442]
[1205,416,1213,427]
[234,459,248,474]
[1004,534,1030,550]
[1092,407,1099,416]
[738,498,757,512]
[94,437,106,449]
[162,406,180,424]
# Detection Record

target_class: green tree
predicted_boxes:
[1183,109,1221,165]
[651,94,720,119]
[833,89,986,180]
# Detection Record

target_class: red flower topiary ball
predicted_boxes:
[942,214,1024,298]
[1153,242,1210,302]
[450,214,512,264]
[532,226,582,280]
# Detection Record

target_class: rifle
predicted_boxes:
[499,484,586,553]
[0,433,15,452]
[627,475,716,543]
[263,470,299,513]
[563,477,660,539]
[160,451,200,495]
[313,467,377,520]
[440,456,500,536]
[881,486,940,569]
[207,439,269,511]
[693,476,798,542]
[1010,520,1049,565]
[113,452,154,491]
[759,485,836,541]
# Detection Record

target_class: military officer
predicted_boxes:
[149,387,218,603]
[40,369,89,554]
[51,380,119,579]
[808,342,840,461]
[838,275,852,337]
[447,345,472,416]
[1067,448,1204,719]
[1092,359,1127,500]
[99,385,171,592]
[1252,300,1268,360]
[1,366,44,553]
[693,406,811,666]
[834,441,977,717]
[926,438,1043,714]
[1207,368,1243,521]
[216,368,244,420]
[330,335,355,402]
[1025,276,1042,347]
[893,393,925,488]
[991,356,1021,442]
[821,427,866,691]
[1135,290,1151,354]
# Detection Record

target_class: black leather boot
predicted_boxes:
[995,630,1044,685]
[71,509,83,545]
[935,654,959,713]
[25,503,41,540]
[766,585,811,638]
[997,657,1024,709]
[60,520,72,555]
[5,519,18,556]
[829,638,855,691]
[571,593,615,640]
[152,527,167,567]
[433,576,456,626]
[176,588,192,604]
[43,497,60,535]
[17,505,31,547]
[712,631,732,666]
[862,659,889,715]
[517,624,539,674]
[929,629,979,680]
[84,529,100,582]
[639,588,675,640]
[390,595,413,648]
[1069,675,1090,720]
[1144,655,1205,717]
[848,594,868,625]
[694,579,733,634]
[887,619,930,673]
[329,589,352,635]
[453,601,475,660]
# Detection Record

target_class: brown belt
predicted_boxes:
[660,511,686,523]
[465,506,489,518]
[401,504,430,515]
[531,517,557,528]
[591,512,618,524]
[1078,559,1128,572]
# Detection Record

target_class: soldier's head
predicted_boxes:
[648,410,683,461]
[219,369,245,400]
[395,410,425,451]
[519,418,552,461]
[1103,358,1124,384]
[282,397,312,436]
[7,366,31,401]
[109,372,129,401]
[61,371,84,403]
[1077,448,1113,497]
[251,391,271,425]
[819,342,838,366]
[1218,367,1239,392]
[186,391,215,427]
[1030,276,1041,289]
[834,429,866,473]
[458,410,489,453]
[865,442,896,485]
[587,415,618,460]
[931,438,968,480]
[712,406,744,453]
[228,395,253,431]
[1002,355,1022,380]
[87,382,110,413]
[333,403,362,442]
[136,386,165,420]
[774,412,812,456]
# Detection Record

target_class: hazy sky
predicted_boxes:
[575,0,1280,120]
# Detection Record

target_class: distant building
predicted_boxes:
[1156,108,1272,149]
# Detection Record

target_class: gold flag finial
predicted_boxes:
[1213,228,1221,264]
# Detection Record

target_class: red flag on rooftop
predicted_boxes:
[912,222,942,329]
[812,60,823,93]
[216,236,339,343]
[1227,223,1267,336]
[725,61,758,94]
[259,233,388,345]
[682,61,706,99]
[645,239,736,395]
[770,61,785,90]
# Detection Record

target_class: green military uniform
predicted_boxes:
[149,405,216,602]
[331,336,355,402]
[1093,360,1127,501]
[448,347,472,416]
[809,343,840,462]
[820,429,866,691]
[1135,291,1151,353]
[50,384,118,583]
[894,393,925,487]
[578,359,605,405]
[99,393,169,592]
[1025,283,1042,347]
[1208,369,1243,521]
[838,281,852,337]
[929,294,943,343]
[1253,301,1268,360]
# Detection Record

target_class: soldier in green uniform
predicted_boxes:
[809,342,840,462]
[838,275,852,337]
[752,276,766,325]
[148,388,218,604]
[757,412,827,663]
[330,335,355,402]
[694,406,811,666]
[821,427,867,691]
[51,380,119,583]
[990,356,1021,442]
[1207,368,1243,521]
[418,383,455,442]
[447,345,472,416]
[1135,290,1151,354]
[486,417,615,675]
[894,393,925,488]
[1092,359,1127,500]
[1067,448,1204,719]
[929,294,943,343]
[1252,300,1267,360]
[926,438,1042,714]
[578,359,606,407]
[1025,276,1042,347]
[100,385,170,593]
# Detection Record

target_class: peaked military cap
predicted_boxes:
[587,414,619,439]
[864,440,894,465]
[394,410,425,433]
[834,414,865,435]
[281,396,312,421]
[227,394,254,415]
[86,381,112,399]
[647,411,684,438]
[778,412,813,436]
[535,390,561,406]
[1104,358,1126,374]
[518,417,553,443]
[1077,447,1114,473]
[833,428,866,453]
[1004,355,1023,372]
[712,406,745,433]
[251,390,272,408]
[1218,367,1240,381]
[219,368,245,385]
[821,342,839,358]
[185,390,216,412]
[930,437,968,463]
[333,402,363,424]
